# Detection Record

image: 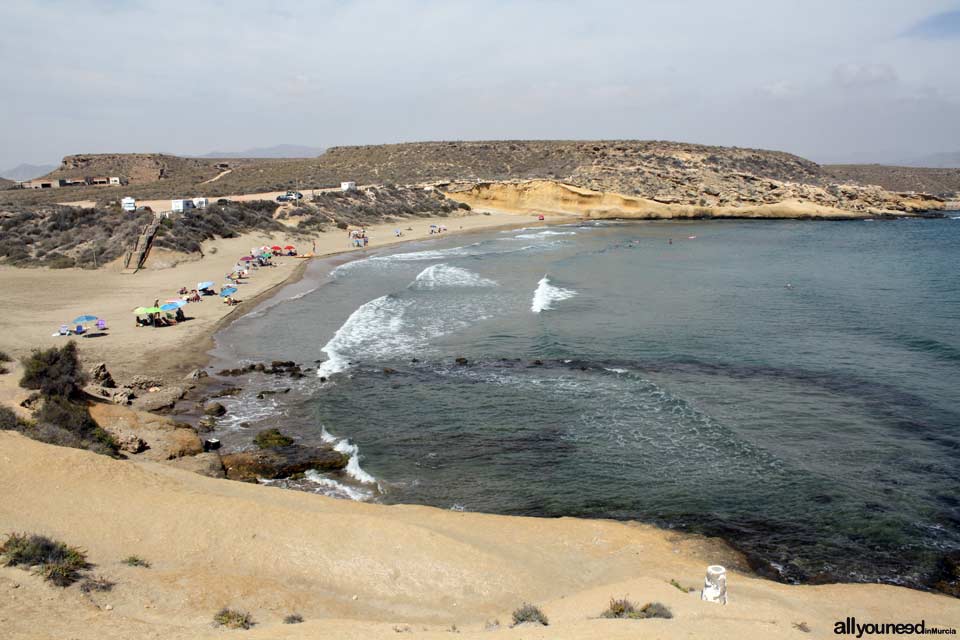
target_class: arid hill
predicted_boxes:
[43,153,262,186]
[825,164,960,197]
[2,141,949,216]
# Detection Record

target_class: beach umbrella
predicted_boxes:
[220,287,238,297]
[284,245,295,250]
[270,245,282,251]
[166,298,186,304]
[72,314,98,325]
[198,281,214,290]
[160,302,183,312]
[133,306,162,315]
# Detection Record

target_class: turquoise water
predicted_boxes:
[212,217,960,588]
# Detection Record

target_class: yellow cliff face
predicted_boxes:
[448,180,942,220]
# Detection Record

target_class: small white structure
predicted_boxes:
[192,197,208,209]
[701,565,728,604]
[109,176,122,186]
[121,197,136,212]
[341,181,357,192]
[171,199,196,212]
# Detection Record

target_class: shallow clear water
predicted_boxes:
[212,217,960,587]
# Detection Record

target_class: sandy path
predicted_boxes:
[0,210,547,382]
[199,168,232,184]
[0,431,956,639]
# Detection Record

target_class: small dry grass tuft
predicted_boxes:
[80,575,115,593]
[1,532,88,587]
[213,608,254,630]
[600,597,673,620]
[122,555,150,568]
[511,602,548,626]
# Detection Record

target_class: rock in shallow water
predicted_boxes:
[221,445,349,482]
[203,402,227,417]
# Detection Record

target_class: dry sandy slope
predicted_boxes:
[0,432,957,639]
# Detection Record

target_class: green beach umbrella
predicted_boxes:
[134,306,162,314]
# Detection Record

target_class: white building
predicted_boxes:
[121,197,136,212]
[171,199,195,212]
[341,181,356,192]
[109,177,122,186]
[192,197,208,209]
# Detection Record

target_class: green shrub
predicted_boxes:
[1,533,88,587]
[123,555,150,568]
[213,608,254,629]
[283,613,304,624]
[0,405,23,431]
[32,396,119,457]
[253,428,294,449]
[511,603,548,626]
[20,341,87,398]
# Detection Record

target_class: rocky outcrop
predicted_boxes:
[448,179,943,220]
[221,445,349,482]
[132,385,187,412]
[89,363,116,389]
[203,402,227,417]
[163,451,226,479]
[89,404,202,461]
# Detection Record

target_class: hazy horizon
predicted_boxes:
[2,0,959,169]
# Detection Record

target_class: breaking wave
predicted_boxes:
[531,276,577,313]
[411,264,497,289]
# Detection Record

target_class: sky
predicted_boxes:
[1,0,959,169]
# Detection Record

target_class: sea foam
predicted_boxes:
[531,276,576,313]
[316,295,411,378]
[411,264,497,289]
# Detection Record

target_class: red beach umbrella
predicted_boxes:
[284,245,295,250]
[271,245,282,251]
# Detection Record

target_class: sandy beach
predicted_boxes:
[0,209,538,384]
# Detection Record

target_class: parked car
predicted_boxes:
[216,198,231,205]
[276,191,303,202]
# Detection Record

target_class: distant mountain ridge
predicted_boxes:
[198,144,325,159]
[898,151,960,169]
[1,163,58,181]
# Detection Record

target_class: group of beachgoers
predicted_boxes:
[132,246,290,328]
[348,227,370,248]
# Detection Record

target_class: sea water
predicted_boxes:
[210,217,960,588]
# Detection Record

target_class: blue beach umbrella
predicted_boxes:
[159,302,182,312]
[220,287,238,297]
[198,281,215,290]
[72,315,98,324]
